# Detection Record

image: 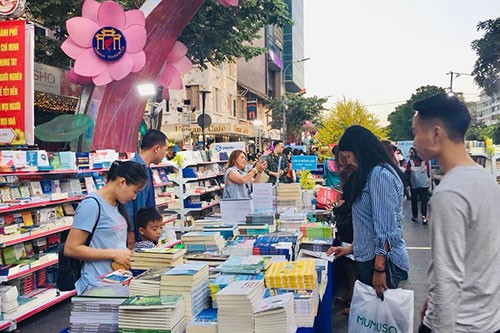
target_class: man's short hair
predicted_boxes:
[140,130,167,150]
[273,140,283,148]
[413,93,471,141]
[136,207,162,229]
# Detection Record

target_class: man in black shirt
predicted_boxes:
[264,140,288,184]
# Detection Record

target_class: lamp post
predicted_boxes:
[199,89,211,150]
[137,83,158,129]
[447,71,473,93]
[281,57,310,141]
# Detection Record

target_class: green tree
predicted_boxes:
[471,18,500,97]
[26,0,292,69]
[387,85,446,140]
[316,97,385,146]
[266,92,327,142]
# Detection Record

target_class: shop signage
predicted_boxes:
[0,20,25,144]
[233,124,255,136]
[174,123,229,134]
[292,155,317,171]
[212,141,246,155]
[34,62,81,98]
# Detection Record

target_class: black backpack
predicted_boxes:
[57,197,100,291]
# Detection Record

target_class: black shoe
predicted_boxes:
[422,217,428,225]
[411,217,418,223]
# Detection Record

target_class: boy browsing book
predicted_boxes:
[134,207,163,250]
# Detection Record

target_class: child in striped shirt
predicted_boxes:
[134,207,162,250]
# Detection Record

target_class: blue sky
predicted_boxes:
[304,0,500,124]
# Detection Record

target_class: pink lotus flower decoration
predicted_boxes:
[66,68,93,86]
[61,0,147,86]
[218,0,238,7]
[157,41,193,90]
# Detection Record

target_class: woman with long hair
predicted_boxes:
[64,160,148,294]
[223,150,267,199]
[327,125,409,299]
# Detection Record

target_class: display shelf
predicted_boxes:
[151,162,179,169]
[156,199,176,208]
[1,225,72,247]
[0,259,58,282]
[3,289,76,324]
[183,160,228,167]
[170,173,224,184]
[162,216,177,225]
[0,320,10,331]
[185,201,220,213]
[0,168,109,177]
[0,195,85,214]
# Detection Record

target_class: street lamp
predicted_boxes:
[447,71,473,93]
[282,57,310,141]
[199,89,212,150]
[137,83,163,129]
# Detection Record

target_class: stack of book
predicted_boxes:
[118,295,186,333]
[186,308,218,333]
[0,285,18,314]
[202,224,237,240]
[266,289,318,328]
[130,247,185,271]
[183,253,229,268]
[253,234,299,260]
[299,237,332,252]
[129,267,171,297]
[277,184,302,208]
[254,293,296,333]
[245,213,275,225]
[160,263,210,321]
[70,284,129,333]
[221,236,256,256]
[181,232,226,254]
[264,260,317,290]
[279,213,308,231]
[209,273,264,308]
[215,280,265,333]
[299,223,332,239]
[237,224,270,236]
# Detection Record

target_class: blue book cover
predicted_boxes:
[165,262,207,276]
[40,180,52,194]
[93,175,106,190]
[191,308,218,324]
[26,151,37,167]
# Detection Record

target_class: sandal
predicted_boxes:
[343,306,350,315]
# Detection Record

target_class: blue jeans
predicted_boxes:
[355,258,408,289]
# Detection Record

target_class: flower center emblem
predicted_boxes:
[92,26,127,61]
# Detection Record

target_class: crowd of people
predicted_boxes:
[63,94,500,332]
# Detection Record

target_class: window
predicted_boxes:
[185,85,200,111]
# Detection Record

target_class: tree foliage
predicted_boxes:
[266,92,327,142]
[472,18,500,97]
[386,85,446,141]
[26,0,292,69]
[316,97,385,146]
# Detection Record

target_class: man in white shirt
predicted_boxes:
[412,93,500,333]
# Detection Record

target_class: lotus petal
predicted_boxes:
[219,0,238,7]
[158,65,182,90]
[67,68,93,85]
[108,54,134,80]
[129,51,146,73]
[61,37,86,60]
[123,25,147,53]
[167,41,188,63]
[67,17,99,48]
[98,1,126,30]
[125,10,145,29]
[74,48,107,77]
[93,70,113,86]
[172,56,192,74]
[82,0,100,23]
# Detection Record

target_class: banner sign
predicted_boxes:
[247,100,257,120]
[292,155,317,170]
[212,141,246,160]
[0,20,25,144]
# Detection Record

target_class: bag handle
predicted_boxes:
[84,196,101,247]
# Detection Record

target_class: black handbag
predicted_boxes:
[57,197,100,291]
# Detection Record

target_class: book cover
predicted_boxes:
[54,206,65,219]
[100,269,133,285]
[26,151,37,168]
[120,295,183,309]
[85,177,97,194]
[40,179,52,194]
[21,211,33,227]
[165,262,208,276]
[62,203,75,216]
[51,180,62,193]
[75,152,90,169]
[59,151,77,170]
[93,175,106,190]
[0,187,11,202]
[18,183,30,198]
[48,152,61,170]
[30,181,43,197]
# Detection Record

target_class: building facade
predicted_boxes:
[283,0,305,93]
[476,92,500,125]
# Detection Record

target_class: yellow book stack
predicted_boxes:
[264,259,316,290]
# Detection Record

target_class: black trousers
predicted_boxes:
[419,323,500,333]
[411,187,429,218]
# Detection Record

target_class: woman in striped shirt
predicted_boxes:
[327,125,409,299]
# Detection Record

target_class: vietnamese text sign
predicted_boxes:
[0,20,25,144]
[292,155,317,170]
[252,182,273,213]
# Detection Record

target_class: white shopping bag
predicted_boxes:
[348,280,414,333]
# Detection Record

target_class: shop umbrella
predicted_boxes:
[35,114,92,142]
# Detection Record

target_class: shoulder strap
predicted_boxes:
[84,196,101,247]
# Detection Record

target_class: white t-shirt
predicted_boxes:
[423,165,500,332]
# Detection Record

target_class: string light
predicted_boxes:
[34,92,79,113]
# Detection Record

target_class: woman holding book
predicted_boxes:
[326,125,409,299]
[223,150,267,199]
[64,160,148,294]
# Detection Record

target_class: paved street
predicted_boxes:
[332,198,431,332]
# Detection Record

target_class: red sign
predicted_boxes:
[0,19,25,144]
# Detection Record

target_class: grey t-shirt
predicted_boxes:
[73,193,128,295]
[423,165,500,332]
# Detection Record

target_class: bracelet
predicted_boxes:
[374,267,386,273]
